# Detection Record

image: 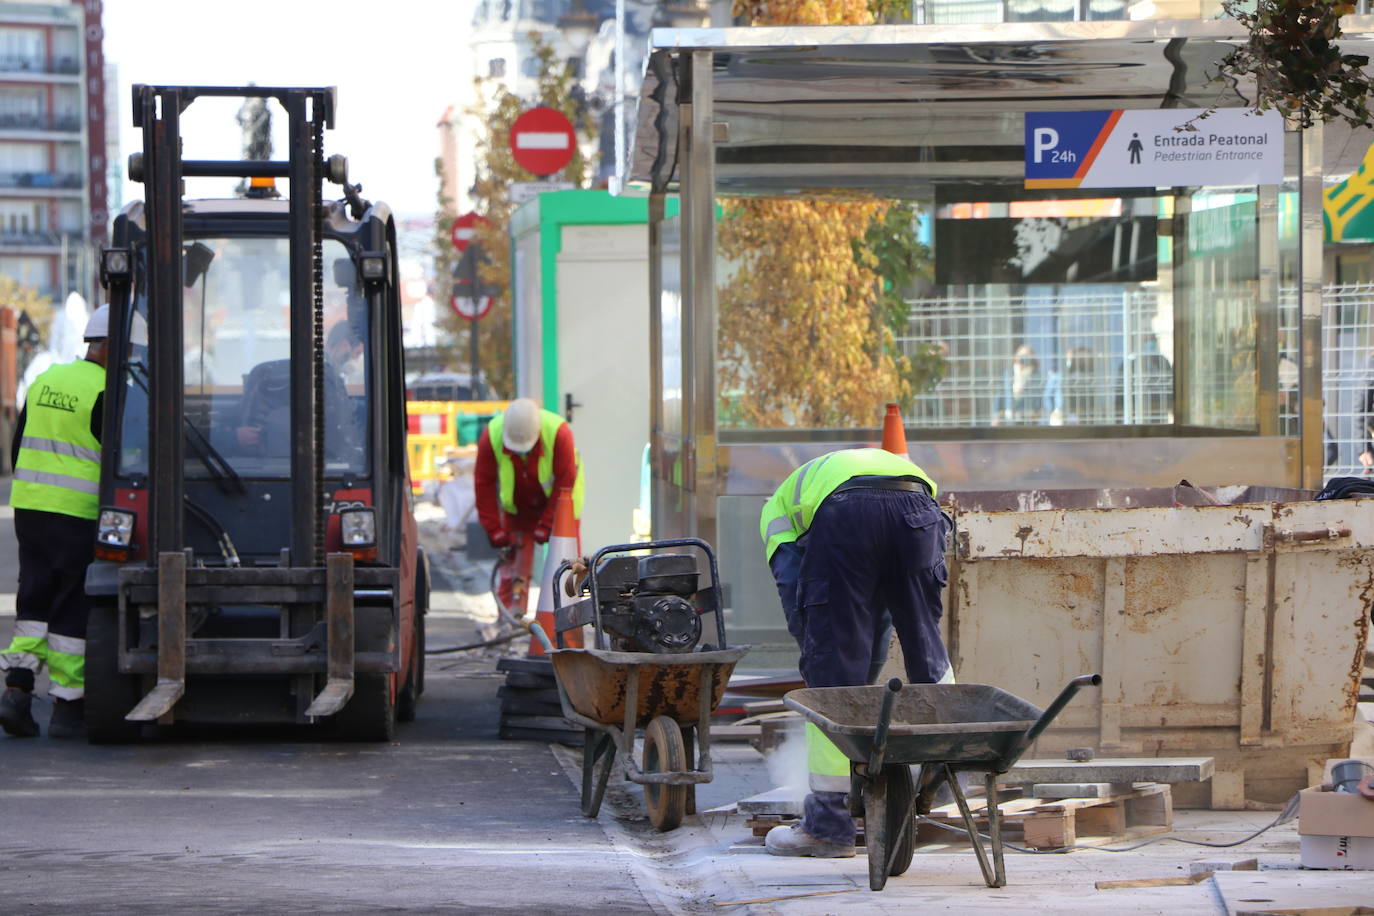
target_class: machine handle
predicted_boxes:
[868,678,903,778]
[995,674,1101,773]
[527,620,555,654]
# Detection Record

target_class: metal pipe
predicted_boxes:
[995,673,1101,771]
[868,678,903,778]
[181,159,289,178]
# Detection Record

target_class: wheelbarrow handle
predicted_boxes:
[868,678,903,778]
[994,673,1101,772]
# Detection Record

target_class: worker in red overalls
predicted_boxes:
[474,398,584,617]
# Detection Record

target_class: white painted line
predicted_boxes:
[516,132,571,150]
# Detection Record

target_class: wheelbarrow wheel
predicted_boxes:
[885,765,917,878]
[863,764,916,891]
[642,716,688,832]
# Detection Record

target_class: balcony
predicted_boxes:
[0,229,83,250]
[0,172,84,190]
[0,55,81,77]
[0,112,82,132]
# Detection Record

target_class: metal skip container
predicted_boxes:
[945,485,1372,809]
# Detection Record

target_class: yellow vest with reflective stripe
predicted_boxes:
[759,447,937,562]
[487,409,584,518]
[11,359,105,520]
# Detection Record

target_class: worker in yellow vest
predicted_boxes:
[758,447,952,857]
[1,305,133,738]
[474,399,584,617]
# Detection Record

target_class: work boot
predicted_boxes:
[48,698,86,739]
[1,669,40,737]
[764,824,856,858]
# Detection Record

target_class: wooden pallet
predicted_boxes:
[919,783,1173,850]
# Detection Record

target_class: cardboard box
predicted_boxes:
[1299,785,1374,870]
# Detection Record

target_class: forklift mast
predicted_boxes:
[134,84,334,568]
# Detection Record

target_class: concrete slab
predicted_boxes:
[1003,757,1215,785]
[1214,870,1374,915]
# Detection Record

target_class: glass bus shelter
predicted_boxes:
[625,18,1370,661]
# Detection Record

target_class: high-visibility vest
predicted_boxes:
[487,408,584,518]
[759,447,938,562]
[11,359,105,520]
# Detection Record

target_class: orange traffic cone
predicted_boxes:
[530,487,583,655]
[881,402,908,456]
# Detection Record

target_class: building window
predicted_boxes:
[488,58,506,78]
[521,55,543,78]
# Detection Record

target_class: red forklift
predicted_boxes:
[84,85,426,741]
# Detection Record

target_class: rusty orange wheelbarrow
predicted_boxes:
[542,538,749,831]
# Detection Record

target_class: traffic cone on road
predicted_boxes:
[881,402,909,456]
[530,487,583,655]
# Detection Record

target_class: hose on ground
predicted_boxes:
[423,551,530,655]
[912,789,1300,854]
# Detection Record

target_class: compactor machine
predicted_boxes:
[84,85,426,741]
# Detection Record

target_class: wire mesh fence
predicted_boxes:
[896,283,1374,482]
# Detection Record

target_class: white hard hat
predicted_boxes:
[502,398,541,453]
[84,304,148,346]
[83,304,109,340]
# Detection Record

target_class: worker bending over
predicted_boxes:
[759,447,950,857]
[1,305,128,738]
[475,398,584,616]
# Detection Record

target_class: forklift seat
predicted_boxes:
[239,358,357,462]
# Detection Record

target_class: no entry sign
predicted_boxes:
[450,211,485,253]
[510,106,576,177]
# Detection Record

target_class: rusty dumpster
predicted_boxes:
[944,484,1372,809]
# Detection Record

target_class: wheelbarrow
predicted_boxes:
[542,538,750,831]
[784,674,1101,891]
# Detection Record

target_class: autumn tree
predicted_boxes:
[0,275,53,345]
[720,0,938,428]
[431,35,597,398]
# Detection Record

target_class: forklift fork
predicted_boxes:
[124,553,359,722]
[305,554,356,716]
[125,551,187,722]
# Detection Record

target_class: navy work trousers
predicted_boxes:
[769,487,951,844]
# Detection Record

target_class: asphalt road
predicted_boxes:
[0,505,656,915]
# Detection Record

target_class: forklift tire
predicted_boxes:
[84,603,142,744]
[332,673,396,742]
[396,613,423,723]
[415,553,428,697]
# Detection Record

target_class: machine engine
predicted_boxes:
[591,553,703,653]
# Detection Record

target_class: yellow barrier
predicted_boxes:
[406,400,510,494]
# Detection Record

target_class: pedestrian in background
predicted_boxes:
[758,447,951,858]
[474,398,584,616]
[0,305,126,738]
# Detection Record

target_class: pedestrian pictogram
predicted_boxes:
[1127,133,1143,165]
[509,106,576,177]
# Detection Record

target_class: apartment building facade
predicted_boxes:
[0,0,105,305]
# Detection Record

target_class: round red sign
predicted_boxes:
[450,211,485,253]
[509,106,576,177]
[450,294,492,321]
